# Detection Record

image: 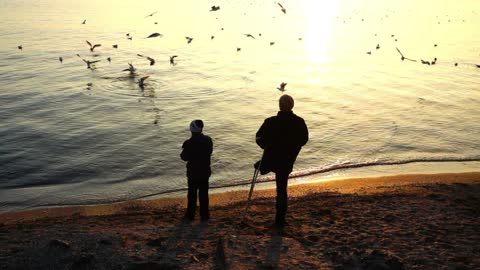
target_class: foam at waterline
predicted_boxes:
[21,157,480,211]
[126,157,480,201]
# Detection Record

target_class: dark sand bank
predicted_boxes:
[0,172,479,269]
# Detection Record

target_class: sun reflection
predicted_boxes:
[303,0,338,64]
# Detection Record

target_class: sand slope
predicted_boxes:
[0,173,479,269]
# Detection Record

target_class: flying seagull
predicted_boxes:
[475,64,480,68]
[277,3,286,14]
[211,35,215,40]
[122,63,136,75]
[395,48,417,62]
[376,44,380,50]
[113,44,118,49]
[420,60,431,65]
[170,55,178,65]
[137,54,155,66]
[185,36,193,44]
[59,57,63,63]
[277,82,287,92]
[76,54,101,69]
[17,45,22,50]
[82,19,86,24]
[146,32,163,38]
[270,42,275,46]
[86,40,101,52]
[210,6,220,11]
[244,34,256,39]
[107,57,111,63]
[236,47,241,52]
[145,11,157,18]
[139,76,149,89]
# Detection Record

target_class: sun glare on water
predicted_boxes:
[302,0,338,65]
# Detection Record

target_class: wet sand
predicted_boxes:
[0,172,479,269]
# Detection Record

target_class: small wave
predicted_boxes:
[288,157,480,179]
[131,157,480,201]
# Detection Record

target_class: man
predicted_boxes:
[255,95,308,226]
[181,120,213,221]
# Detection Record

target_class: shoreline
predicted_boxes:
[0,171,479,269]
[1,171,479,224]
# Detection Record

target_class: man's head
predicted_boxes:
[190,119,204,133]
[279,94,294,112]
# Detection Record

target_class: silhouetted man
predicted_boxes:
[255,95,308,226]
[181,120,213,221]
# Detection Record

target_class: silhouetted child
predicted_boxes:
[180,120,213,221]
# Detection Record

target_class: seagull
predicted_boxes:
[210,6,220,11]
[82,19,86,24]
[431,58,437,65]
[17,45,22,50]
[434,44,438,47]
[366,51,372,55]
[185,36,193,43]
[277,3,286,14]
[244,34,256,39]
[376,44,380,50]
[145,11,157,18]
[395,47,417,62]
[127,36,133,40]
[86,40,101,52]
[454,63,458,66]
[113,44,118,49]
[146,32,163,38]
[139,76,149,89]
[59,57,63,63]
[170,55,178,65]
[277,82,287,92]
[76,54,101,69]
[126,33,130,37]
[137,54,155,66]
[122,63,136,75]
[107,57,111,63]
[420,60,431,65]
[236,47,241,52]
[270,42,275,46]
[211,35,215,40]
[476,64,480,68]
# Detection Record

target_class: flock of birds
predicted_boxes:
[14,3,480,93]
[13,2,295,93]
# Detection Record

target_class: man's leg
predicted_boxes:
[198,179,210,221]
[275,171,289,224]
[186,178,198,220]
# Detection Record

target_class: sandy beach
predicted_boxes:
[1,172,479,269]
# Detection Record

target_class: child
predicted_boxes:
[180,120,213,221]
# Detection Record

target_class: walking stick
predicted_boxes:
[241,152,264,223]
